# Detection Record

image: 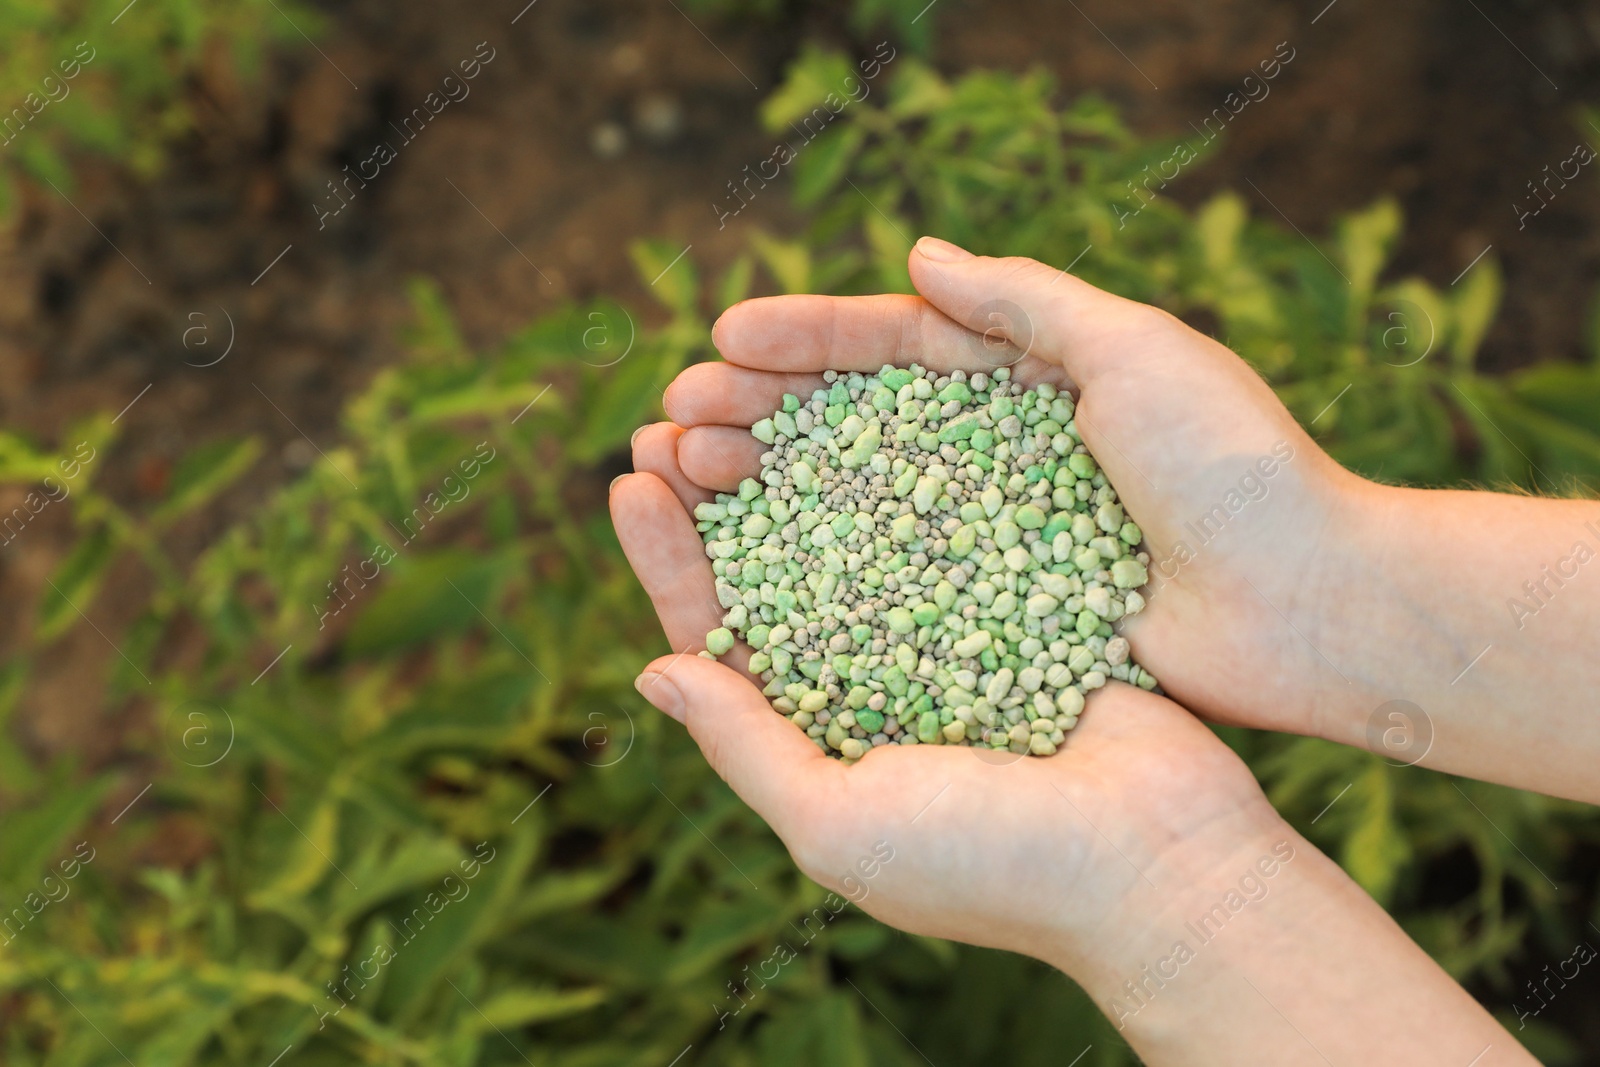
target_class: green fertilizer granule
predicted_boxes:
[693,363,1155,761]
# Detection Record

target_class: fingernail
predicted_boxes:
[916,236,974,262]
[630,424,647,448]
[635,671,685,723]
[610,474,629,492]
[711,299,747,350]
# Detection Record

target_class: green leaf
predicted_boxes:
[37,524,116,641]
[756,990,869,1067]
[761,49,860,131]
[1372,279,1448,370]
[828,918,891,959]
[1477,391,1600,487]
[248,789,345,904]
[376,829,538,1020]
[1195,192,1247,272]
[1338,197,1401,311]
[0,661,37,794]
[329,834,470,925]
[885,59,952,119]
[407,379,553,425]
[403,277,470,363]
[863,206,913,292]
[475,985,608,1028]
[1508,362,1600,438]
[366,668,536,760]
[514,911,674,986]
[508,865,631,924]
[17,137,75,191]
[576,339,687,461]
[0,772,109,898]
[792,122,866,206]
[630,239,698,317]
[0,431,63,484]
[1450,256,1502,369]
[1451,380,1550,490]
[346,550,521,657]
[852,0,934,54]
[1340,765,1410,906]
[717,254,755,311]
[664,895,780,983]
[154,437,263,525]
[750,231,812,294]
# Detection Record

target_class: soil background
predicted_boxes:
[4,0,1600,1056]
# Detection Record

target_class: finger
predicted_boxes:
[711,293,1069,387]
[906,236,1182,388]
[677,426,765,493]
[609,472,724,651]
[635,652,841,837]
[631,422,711,511]
[664,362,828,428]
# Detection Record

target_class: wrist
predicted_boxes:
[1054,817,1532,1066]
[1295,476,1450,754]
[1307,480,1600,799]
[1034,790,1297,996]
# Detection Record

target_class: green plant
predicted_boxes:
[2,49,1598,1067]
[0,0,307,219]
[762,50,1600,492]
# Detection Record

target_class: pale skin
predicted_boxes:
[610,235,1593,1063]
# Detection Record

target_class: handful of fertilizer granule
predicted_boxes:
[693,363,1156,762]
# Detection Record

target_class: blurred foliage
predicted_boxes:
[1,47,1598,1067]
[763,51,1600,492]
[0,0,305,220]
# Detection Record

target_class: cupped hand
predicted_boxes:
[610,466,1284,975]
[653,237,1370,742]
[612,235,1537,1058]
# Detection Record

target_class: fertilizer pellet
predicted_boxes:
[693,364,1157,762]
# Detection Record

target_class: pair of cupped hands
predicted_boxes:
[610,236,1378,978]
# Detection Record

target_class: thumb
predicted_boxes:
[907,236,1177,388]
[635,653,839,831]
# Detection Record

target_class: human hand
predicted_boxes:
[611,236,1297,973]
[610,481,1530,1067]
[613,242,1540,1061]
[609,464,1285,978]
[652,237,1369,747]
